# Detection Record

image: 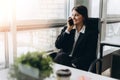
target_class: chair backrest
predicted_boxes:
[87,18,120,76]
[87,17,101,57]
[87,18,100,33]
[86,18,101,73]
[87,18,101,55]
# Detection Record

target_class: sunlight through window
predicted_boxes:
[16,0,67,20]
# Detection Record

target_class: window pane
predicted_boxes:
[17,27,62,56]
[90,0,100,17]
[0,33,5,68]
[0,0,11,27]
[103,23,120,51]
[16,0,67,20]
[107,0,120,15]
[105,23,120,40]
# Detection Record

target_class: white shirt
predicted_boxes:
[74,25,86,42]
[68,25,86,57]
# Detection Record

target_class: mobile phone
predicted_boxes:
[68,17,74,26]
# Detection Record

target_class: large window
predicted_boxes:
[0,0,10,28]
[107,0,120,15]
[105,0,120,40]
[99,0,120,53]
[89,0,100,18]
[16,27,62,57]
[106,23,120,39]
[0,0,68,28]
[0,0,70,68]
[0,33,5,67]
[16,0,67,20]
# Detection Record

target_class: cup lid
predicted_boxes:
[56,69,71,77]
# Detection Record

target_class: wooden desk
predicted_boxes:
[45,63,117,80]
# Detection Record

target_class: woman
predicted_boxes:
[54,5,98,71]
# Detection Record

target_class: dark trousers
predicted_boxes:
[54,52,96,72]
[54,52,72,67]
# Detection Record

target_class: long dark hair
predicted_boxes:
[72,5,88,25]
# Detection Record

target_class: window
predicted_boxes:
[0,0,68,28]
[0,0,10,28]
[105,0,120,40]
[107,0,120,15]
[0,33,5,66]
[89,0,100,18]
[106,23,120,39]
[16,0,67,20]
[15,0,69,31]
[100,0,120,52]
[15,0,69,55]
[0,0,70,68]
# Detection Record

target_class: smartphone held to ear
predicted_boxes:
[68,17,74,26]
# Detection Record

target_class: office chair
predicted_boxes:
[49,18,100,73]
[88,58,101,73]
[89,49,120,80]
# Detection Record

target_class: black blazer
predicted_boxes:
[54,18,99,71]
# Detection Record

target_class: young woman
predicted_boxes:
[54,5,98,71]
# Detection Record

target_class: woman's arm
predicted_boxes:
[55,26,71,49]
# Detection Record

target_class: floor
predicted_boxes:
[102,68,111,77]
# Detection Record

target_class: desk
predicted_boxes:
[0,63,117,80]
[100,37,120,58]
[45,63,117,80]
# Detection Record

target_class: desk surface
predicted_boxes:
[0,63,117,80]
[45,63,117,80]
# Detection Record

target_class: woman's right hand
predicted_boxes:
[67,17,74,32]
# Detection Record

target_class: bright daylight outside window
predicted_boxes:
[0,0,11,67]
[102,0,120,51]
[16,0,68,55]
[0,0,69,67]
[106,0,120,40]
[16,0,67,20]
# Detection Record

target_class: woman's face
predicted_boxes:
[71,10,84,25]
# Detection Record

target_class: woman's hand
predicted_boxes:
[67,17,74,32]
